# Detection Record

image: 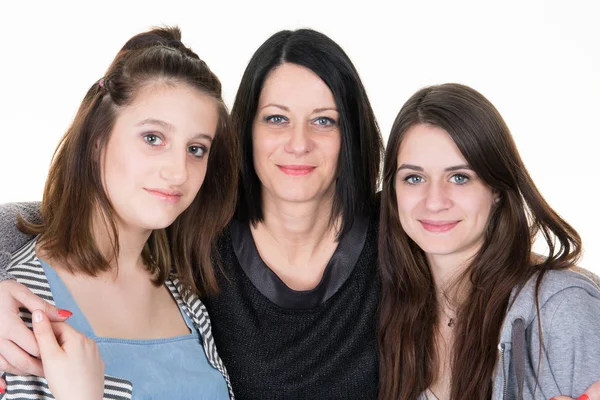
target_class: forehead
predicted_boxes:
[398,123,466,165]
[115,81,218,134]
[258,63,336,108]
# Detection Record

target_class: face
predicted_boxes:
[252,63,341,205]
[102,82,218,232]
[394,123,496,265]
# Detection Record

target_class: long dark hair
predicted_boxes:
[378,83,581,399]
[19,26,238,295]
[231,28,383,238]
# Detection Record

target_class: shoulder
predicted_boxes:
[536,269,600,307]
[7,238,38,270]
[503,269,600,334]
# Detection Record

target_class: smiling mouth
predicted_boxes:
[277,165,316,176]
[144,188,183,204]
[419,220,460,233]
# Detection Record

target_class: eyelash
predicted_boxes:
[143,133,164,146]
[449,173,470,184]
[263,115,338,127]
[402,173,471,185]
[188,145,208,159]
[264,115,288,124]
[143,133,208,159]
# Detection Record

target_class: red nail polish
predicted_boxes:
[58,309,73,318]
[577,395,590,400]
[0,386,5,394]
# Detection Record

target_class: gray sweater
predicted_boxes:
[2,202,600,399]
[492,269,600,399]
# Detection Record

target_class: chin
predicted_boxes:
[411,238,460,256]
[275,189,320,203]
[134,215,180,231]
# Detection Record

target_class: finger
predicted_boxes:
[0,339,44,377]
[584,381,600,399]
[0,375,5,395]
[10,282,72,321]
[48,321,81,348]
[552,382,600,400]
[2,318,41,358]
[32,310,62,361]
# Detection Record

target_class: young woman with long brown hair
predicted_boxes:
[0,26,237,399]
[378,83,600,400]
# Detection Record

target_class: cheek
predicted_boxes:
[458,191,494,220]
[322,134,341,162]
[395,186,421,216]
[188,163,208,193]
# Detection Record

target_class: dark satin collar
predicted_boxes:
[230,216,369,310]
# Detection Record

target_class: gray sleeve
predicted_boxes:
[0,201,41,281]
[545,288,600,397]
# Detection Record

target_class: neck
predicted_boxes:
[255,190,339,266]
[92,212,152,278]
[427,252,475,318]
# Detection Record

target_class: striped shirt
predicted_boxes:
[1,239,235,400]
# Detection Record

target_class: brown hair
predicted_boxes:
[378,83,581,399]
[19,26,238,295]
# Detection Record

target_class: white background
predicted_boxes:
[0,0,598,274]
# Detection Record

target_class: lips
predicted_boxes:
[144,188,183,204]
[419,220,460,233]
[277,165,316,176]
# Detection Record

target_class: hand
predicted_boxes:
[0,280,71,387]
[551,381,600,400]
[32,310,104,400]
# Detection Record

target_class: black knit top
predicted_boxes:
[203,207,380,400]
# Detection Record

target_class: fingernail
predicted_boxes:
[0,385,5,394]
[577,395,590,400]
[33,310,44,323]
[58,309,73,318]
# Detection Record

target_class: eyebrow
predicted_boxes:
[397,163,473,172]
[136,118,174,129]
[136,118,213,142]
[260,103,338,113]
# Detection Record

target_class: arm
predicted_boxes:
[543,287,600,399]
[0,202,68,388]
[0,201,41,280]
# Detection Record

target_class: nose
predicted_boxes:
[283,123,311,155]
[159,149,188,185]
[424,182,452,212]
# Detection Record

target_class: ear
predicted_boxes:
[493,189,502,205]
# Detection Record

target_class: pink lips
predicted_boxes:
[277,165,316,176]
[144,188,183,204]
[419,220,460,233]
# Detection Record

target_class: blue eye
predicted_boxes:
[265,115,288,124]
[450,174,470,184]
[144,134,163,146]
[188,145,207,158]
[313,117,336,126]
[404,175,423,185]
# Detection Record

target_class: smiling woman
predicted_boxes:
[252,63,342,215]
[378,83,600,400]
[0,26,237,399]
[100,84,218,230]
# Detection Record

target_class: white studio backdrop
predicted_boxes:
[0,0,598,273]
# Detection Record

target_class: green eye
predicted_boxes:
[144,134,163,146]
